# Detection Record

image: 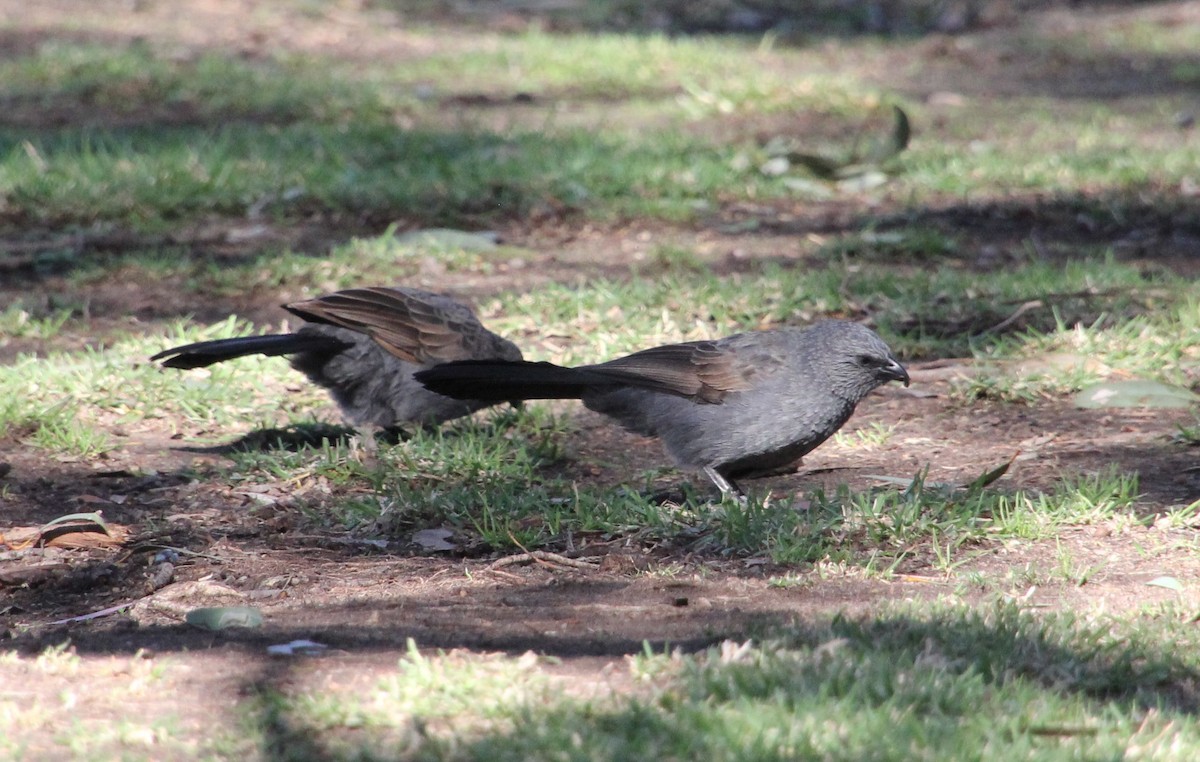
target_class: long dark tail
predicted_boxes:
[415,360,615,402]
[151,333,349,370]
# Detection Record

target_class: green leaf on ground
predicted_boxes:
[185,607,264,631]
[1075,380,1200,409]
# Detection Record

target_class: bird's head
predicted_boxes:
[810,321,909,400]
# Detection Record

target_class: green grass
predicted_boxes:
[205,416,1157,569]
[832,421,895,449]
[901,102,1198,196]
[9,603,1199,759]
[141,227,530,297]
[229,602,1200,761]
[960,299,1200,401]
[0,318,328,456]
[1,24,1195,230]
[0,302,73,340]
[1,120,813,228]
[386,31,872,107]
[0,649,223,760]
[0,33,886,230]
[0,42,394,125]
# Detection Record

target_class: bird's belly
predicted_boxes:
[663,393,854,477]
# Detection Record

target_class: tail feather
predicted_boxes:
[151,333,349,370]
[415,360,612,402]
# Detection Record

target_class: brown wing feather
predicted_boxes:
[585,340,754,403]
[284,287,478,364]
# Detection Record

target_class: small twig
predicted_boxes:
[48,597,146,626]
[490,550,600,571]
[1026,725,1100,737]
[502,530,552,569]
[484,567,526,582]
[115,543,228,565]
[976,299,1043,337]
[500,531,600,571]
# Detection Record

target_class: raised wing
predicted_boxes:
[283,286,481,364]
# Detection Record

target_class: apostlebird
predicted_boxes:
[415,320,908,497]
[152,286,523,430]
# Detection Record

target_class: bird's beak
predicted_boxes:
[881,357,910,387]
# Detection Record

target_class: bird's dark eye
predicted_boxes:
[856,354,879,368]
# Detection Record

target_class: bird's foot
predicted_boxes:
[703,466,747,506]
[349,424,382,464]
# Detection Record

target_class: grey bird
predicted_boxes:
[151,286,523,431]
[415,320,908,497]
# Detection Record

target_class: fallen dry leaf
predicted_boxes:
[1,523,130,550]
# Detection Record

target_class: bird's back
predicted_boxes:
[286,286,522,428]
[582,326,866,478]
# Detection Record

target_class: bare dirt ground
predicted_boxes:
[2,0,1199,750]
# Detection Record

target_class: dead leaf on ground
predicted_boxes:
[1075,380,1200,409]
[412,528,457,552]
[186,606,264,631]
[1,520,130,551]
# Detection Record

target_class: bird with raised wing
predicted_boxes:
[152,286,522,431]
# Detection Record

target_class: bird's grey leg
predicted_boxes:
[352,423,381,457]
[703,466,747,504]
